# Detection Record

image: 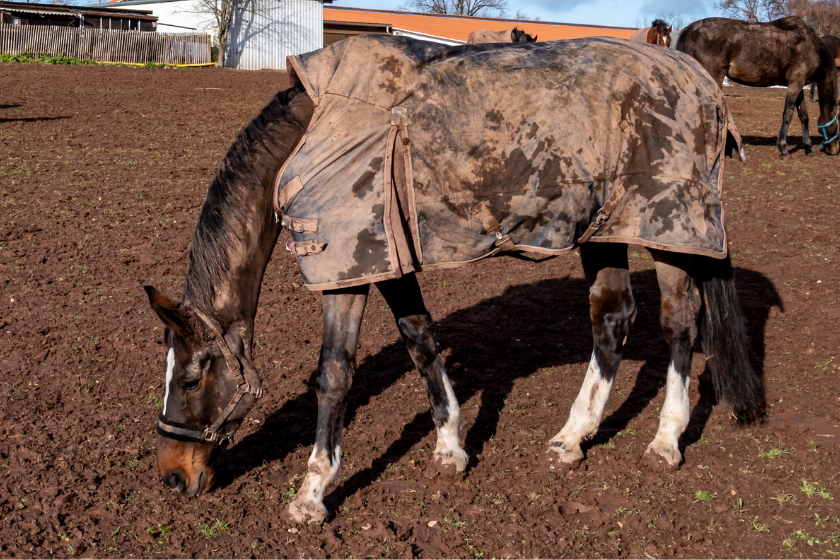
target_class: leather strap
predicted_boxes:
[472,202,517,252]
[287,239,326,256]
[155,308,262,445]
[576,184,635,245]
[280,215,318,233]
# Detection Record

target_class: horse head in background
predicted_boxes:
[630,18,672,47]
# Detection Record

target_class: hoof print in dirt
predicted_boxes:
[542,443,584,471]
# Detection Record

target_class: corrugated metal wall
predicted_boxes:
[227,0,322,70]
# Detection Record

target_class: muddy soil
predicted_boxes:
[1,62,839,559]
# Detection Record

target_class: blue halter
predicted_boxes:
[817,113,839,147]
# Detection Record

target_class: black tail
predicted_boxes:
[695,255,765,421]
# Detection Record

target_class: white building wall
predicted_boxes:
[227,0,323,70]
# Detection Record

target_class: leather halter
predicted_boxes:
[155,309,262,445]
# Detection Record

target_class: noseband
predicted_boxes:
[155,310,262,445]
[818,113,839,147]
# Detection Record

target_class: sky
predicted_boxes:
[332,0,720,28]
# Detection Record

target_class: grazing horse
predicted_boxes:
[810,35,840,101]
[630,18,672,47]
[677,17,840,157]
[467,27,537,44]
[144,35,762,523]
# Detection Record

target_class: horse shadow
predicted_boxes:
[0,116,70,124]
[217,266,782,506]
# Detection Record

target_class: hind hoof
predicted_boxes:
[544,442,583,471]
[643,442,681,470]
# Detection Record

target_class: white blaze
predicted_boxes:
[163,347,175,416]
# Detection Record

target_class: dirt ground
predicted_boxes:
[1,61,840,559]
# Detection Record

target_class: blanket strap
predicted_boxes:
[472,202,517,252]
[576,184,632,245]
[280,215,318,233]
[287,240,326,256]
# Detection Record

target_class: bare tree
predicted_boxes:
[658,12,686,30]
[514,9,540,20]
[400,0,510,17]
[714,0,786,21]
[192,0,236,67]
[785,0,840,34]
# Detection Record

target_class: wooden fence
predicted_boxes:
[0,24,211,65]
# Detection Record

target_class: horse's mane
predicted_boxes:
[652,18,669,29]
[183,86,306,313]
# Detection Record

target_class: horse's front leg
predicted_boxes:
[778,83,805,157]
[285,285,369,524]
[546,243,635,469]
[377,274,469,473]
[795,89,816,154]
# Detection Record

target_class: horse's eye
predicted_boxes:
[183,379,200,391]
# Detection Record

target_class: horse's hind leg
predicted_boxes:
[779,83,806,156]
[285,285,369,524]
[377,274,469,472]
[546,243,635,469]
[643,250,701,468]
[795,90,816,154]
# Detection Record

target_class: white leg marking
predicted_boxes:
[286,444,340,523]
[547,352,613,464]
[646,361,690,466]
[433,370,468,471]
[163,347,174,416]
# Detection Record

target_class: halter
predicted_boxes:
[155,309,262,445]
[818,113,839,147]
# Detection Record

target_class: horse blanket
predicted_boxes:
[274,35,743,290]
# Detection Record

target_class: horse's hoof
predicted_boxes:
[642,443,681,470]
[426,449,469,478]
[805,147,817,156]
[543,442,584,471]
[283,497,327,525]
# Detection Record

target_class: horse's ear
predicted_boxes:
[533,35,538,42]
[144,286,192,338]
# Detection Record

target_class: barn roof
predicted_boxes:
[324,6,636,43]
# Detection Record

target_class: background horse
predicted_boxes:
[810,35,840,101]
[630,18,672,47]
[467,27,537,44]
[143,36,762,524]
[677,17,839,157]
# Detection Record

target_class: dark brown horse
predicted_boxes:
[630,19,671,47]
[677,17,839,157]
[143,36,762,523]
[810,35,840,101]
[466,26,537,44]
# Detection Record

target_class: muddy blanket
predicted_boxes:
[275,35,743,290]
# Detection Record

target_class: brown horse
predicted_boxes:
[630,19,671,47]
[143,35,761,523]
[677,17,839,157]
[466,27,537,44]
[810,35,840,101]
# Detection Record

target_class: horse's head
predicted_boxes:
[652,19,672,47]
[511,27,537,43]
[144,286,260,497]
[816,42,840,155]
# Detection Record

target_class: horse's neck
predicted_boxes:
[184,86,312,341]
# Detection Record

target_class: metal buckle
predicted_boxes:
[202,428,218,443]
[494,231,504,241]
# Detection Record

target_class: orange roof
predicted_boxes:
[324,6,636,42]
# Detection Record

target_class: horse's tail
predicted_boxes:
[810,80,816,102]
[694,255,765,421]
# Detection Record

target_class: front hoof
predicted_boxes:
[543,442,584,471]
[642,443,681,470]
[283,497,327,525]
[426,449,469,478]
[805,146,817,155]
